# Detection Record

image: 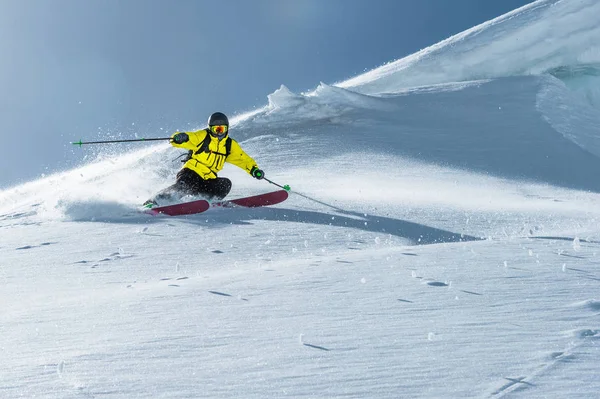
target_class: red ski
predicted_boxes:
[212,189,288,208]
[145,198,210,216]
[146,190,288,216]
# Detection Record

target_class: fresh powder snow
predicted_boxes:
[1,0,600,398]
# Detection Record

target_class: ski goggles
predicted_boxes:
[210,125,228,135]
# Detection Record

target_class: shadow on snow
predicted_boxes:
[73,202,480,246]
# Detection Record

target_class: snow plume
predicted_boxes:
[0,144,174,220]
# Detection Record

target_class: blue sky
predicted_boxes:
[0,0,533,188]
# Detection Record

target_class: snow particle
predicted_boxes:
[360,278,366,284]
[57,361,65,377]
[573,237,581,251]
[428,332,436,341]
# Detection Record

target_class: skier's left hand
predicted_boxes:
[251,166,265,180]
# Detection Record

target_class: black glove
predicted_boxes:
[172,132,189,144]
[251,166,265,180]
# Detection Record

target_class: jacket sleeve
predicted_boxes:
[170,129,207,151]
[226,139,258,174]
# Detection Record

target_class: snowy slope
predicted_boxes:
[2,1,600,398]
[337,0,600,107]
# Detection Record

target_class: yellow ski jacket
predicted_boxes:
[171,129,259,180]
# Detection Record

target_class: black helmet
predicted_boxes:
[208,112,229,127]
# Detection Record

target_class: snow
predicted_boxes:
[2,1,600,397]
[337,0,600,105]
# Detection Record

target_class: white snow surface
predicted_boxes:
[2,1,600,398]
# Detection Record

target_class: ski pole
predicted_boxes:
[264,177,291,191]
[71,137,171,146]
[264,177,345,212]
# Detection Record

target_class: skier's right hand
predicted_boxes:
[251,166,265,180]
[172,132,189,144]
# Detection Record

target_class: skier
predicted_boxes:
[143,112,265,207]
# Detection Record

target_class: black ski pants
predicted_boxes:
[164,168,232,200]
